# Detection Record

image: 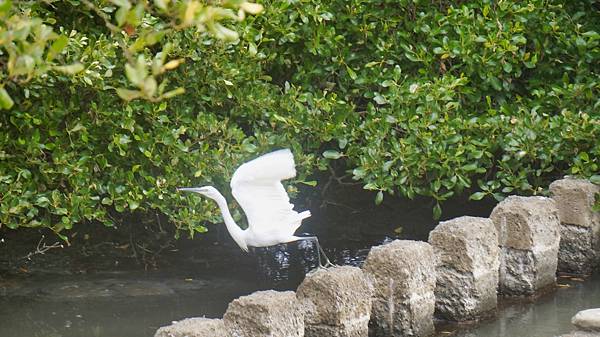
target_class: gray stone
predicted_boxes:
[428,216,499,321]
[549,178,600,228]
[154,317,226,337]
[572,308,600,332]
[224,290,304,337]
[558,224,598,274]
[297,266,372,337]
[550,178,600,274]
[362,240,436,337]
[490,196,560,296]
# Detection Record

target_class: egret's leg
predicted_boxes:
[302,236,334,268]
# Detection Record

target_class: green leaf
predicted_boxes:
[323,150,342,159]
[54,63,84,75]
[116,88,142,101]
[35,196,50,207]
[0,0,12,14]
[590,175,600,185]
[162,87,185,99]
[461,163,478,172]
[375,190,383,205]
[0,88,14,109]
[433,203,442,220]
[346,66,357,80]
[128,200,140,210]
[241,142,257,153]
[48,35,69,61]
[110,0,131,8]
[469,192,486,201]
[125,63,144,86]
[154,0,168,10]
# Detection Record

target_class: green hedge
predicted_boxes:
[0,0,598,238]
[249,0,600,216]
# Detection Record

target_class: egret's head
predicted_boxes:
[177,186,221,199]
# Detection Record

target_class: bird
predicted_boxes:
[178,148,332,267]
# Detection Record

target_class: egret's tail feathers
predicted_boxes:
[298,210,311,220]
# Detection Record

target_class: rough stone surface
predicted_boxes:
[550,178,600,274]
[362,240,436,337]
[224,290,304,337]
[572,308,600,332]
[428,216,499,321]
[549,178,600,228]
[297,266,372,337]
[154,317,226,337]
[490,196,560,296]
[558,224,598,274]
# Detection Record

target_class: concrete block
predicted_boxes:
[154,317,226,337]
[428,216,499,321]
[224,290,304,337]
[490,196,560,296]
[297,266,372,337]
[550,178,600,274]
[362,240,436,337]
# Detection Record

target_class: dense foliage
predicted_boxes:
[1,0,599,238]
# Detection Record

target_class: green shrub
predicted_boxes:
[1,0,598,238]
[249,0,600,215]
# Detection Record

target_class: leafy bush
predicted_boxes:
[249,0,600,216]
[0,0,598,238]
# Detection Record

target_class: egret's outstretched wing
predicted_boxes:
[230,149,309,233]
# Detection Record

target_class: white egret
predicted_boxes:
[178,149,332,267]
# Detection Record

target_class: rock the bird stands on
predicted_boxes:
[428,216,500,321]
[296,266,373,337]
[490,196,561,296]
[362,240,436,337]
[550,178,600,275]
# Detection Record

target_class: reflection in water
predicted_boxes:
[443,274,600,337]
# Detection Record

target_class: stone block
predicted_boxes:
[549,178,600,228]
[490,196,560,296]
[550,178,600,274]
[224,290,304,337]
[154,317,226,337]
[297,266,372,337]
[362,240,436,337]
[428,216,499,321]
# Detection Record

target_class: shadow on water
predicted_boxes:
[0,181,594,337]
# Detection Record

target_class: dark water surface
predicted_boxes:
[0,189,596,337]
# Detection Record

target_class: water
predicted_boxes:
[0,187,596,337]
[442,274,600,337]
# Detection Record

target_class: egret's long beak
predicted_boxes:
[177,187,202,193]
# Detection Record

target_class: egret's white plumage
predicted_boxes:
[178,149,311,252]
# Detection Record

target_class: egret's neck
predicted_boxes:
[211,192,248,252]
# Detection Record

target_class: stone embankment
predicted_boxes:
[155,178,599,337]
